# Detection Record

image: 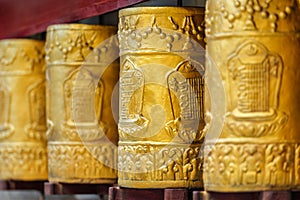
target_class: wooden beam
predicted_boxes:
[0,0,147,39]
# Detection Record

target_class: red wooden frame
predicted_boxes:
[0,0,147,39]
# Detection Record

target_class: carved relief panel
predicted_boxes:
[62,68,104,141]
[226,40,288,137]
[0,82,13,140]
[25,80,47,141]
[166,60,205,143]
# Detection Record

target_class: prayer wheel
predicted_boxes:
[204,0,300,191]
[118,7,206,188]
[45,24,119,183]
[0,39,47,180]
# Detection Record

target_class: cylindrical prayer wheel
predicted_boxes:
[45,24,119,183]
[118,7,206,188]
[0,39,47,180]
[204,0,300,191]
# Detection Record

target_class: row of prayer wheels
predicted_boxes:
[0,1,299,192]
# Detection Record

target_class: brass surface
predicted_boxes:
[204,0,300,191]
[0,39,47,180]
[46,24,118,183]
[118,7,206,188]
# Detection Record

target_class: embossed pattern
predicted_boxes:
[118,7,206,188]
[0,39,47,180]
[206,0,300,34]
[48,142,117,183]
[118,7,205,52]
[226,40,288,137]
[204,143,296,191]
[205,0,300,192]
[0,143,47,180]
[46,24,119,183]
[118,144,203,188]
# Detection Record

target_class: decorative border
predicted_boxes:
[0,143,47,180]
[0,40,45,74]
[48,142,117,183]
[118,142,203,188]
[205,0,299,35]
[45,25,117,65]
[204,141,300,191]
[118,11,205,53]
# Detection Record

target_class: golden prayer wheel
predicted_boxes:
[45,24,119,183]
[204,0,300,191]
[0,39,47,180]
[118,7,206,188]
